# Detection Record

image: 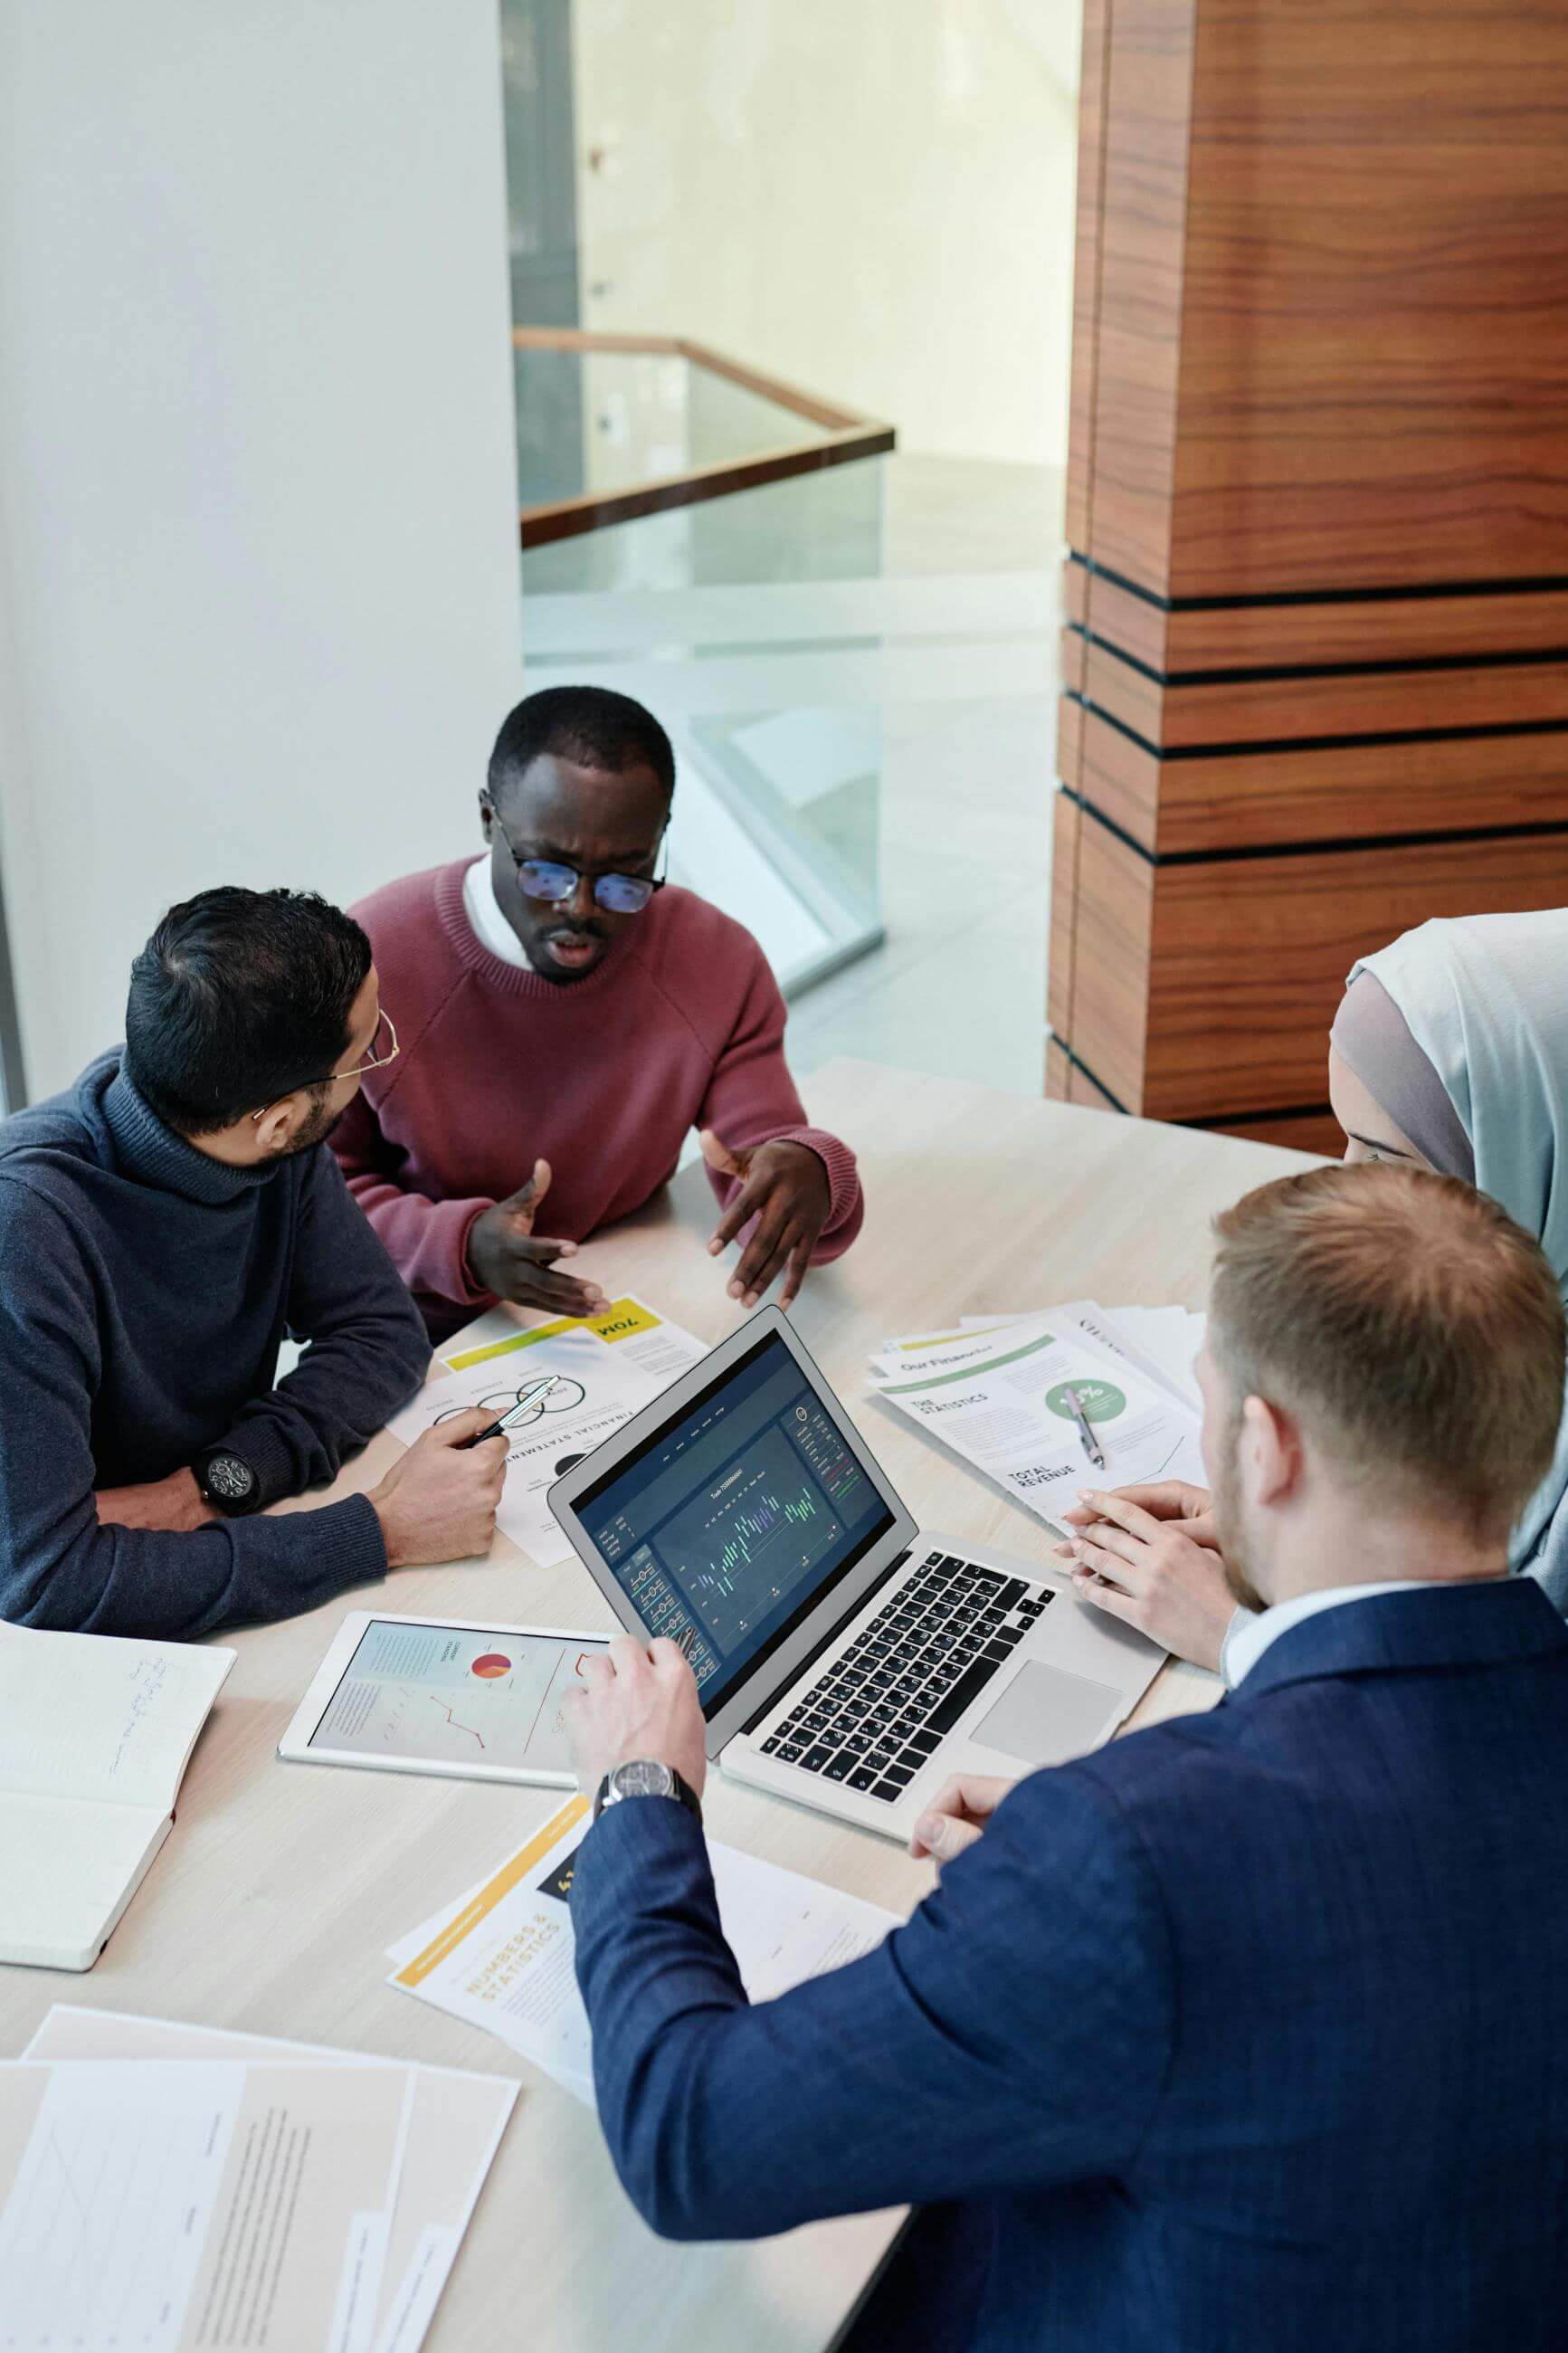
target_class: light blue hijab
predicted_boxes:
[1347,911,1568,1606]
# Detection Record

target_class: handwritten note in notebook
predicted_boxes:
[0,1624,233,1970]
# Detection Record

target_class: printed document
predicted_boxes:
[873,1310,1206,1536]
[388,1796,898,2105]
[392,1295,707,1565]
[23,2008,518,2353]
[0,2056,412,2353]
[877,1300,1204,1415]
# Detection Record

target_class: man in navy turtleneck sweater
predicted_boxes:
[0,888,508,1640]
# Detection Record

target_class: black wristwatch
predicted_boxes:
[192,1446,261,1518]
[594,1758,703,1824]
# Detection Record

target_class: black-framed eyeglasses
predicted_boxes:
[484,801,668,916]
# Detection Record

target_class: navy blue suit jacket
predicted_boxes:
[572,1580,1568,2352]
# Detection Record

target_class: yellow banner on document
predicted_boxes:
[394,1795,592,1988]
[444,1297,661,1371]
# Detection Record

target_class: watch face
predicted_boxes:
[613,1758,674,1801]
[204,1453,256,1503]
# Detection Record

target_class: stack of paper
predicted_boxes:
[868,1301,1207,1538]
[387,1796,899,2107]
[5,2008,518,2353]
[393,1292,709,1567]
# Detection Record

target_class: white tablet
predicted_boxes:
[278,1611,611,1787]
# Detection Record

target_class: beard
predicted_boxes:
[1212,1404,1270,1616]
[280,1082,346,1156]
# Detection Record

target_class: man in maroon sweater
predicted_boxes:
[334,687,863,1339]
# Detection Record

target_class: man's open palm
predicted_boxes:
[465,1157,606,1317]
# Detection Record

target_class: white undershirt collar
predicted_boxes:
[462,852,532,970]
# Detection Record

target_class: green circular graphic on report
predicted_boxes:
[1044,1378,1126,1425]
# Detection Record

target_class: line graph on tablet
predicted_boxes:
[308,1621,601,1775]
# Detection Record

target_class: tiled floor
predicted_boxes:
[521,452,1061,1101]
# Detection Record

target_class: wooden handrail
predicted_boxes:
[511,327,895,546]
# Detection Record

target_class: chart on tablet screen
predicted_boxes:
[308,1621,596,1774]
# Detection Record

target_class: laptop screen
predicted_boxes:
[575,1329,895,1716]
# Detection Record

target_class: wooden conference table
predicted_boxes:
[0,1061,1321,2352]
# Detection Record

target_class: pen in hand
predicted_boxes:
[461,1375,557,1448]
[1060,1384,1108,1473]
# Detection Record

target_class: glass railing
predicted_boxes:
[516,331,894,1001]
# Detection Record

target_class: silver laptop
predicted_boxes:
[548,1307,1165,1843]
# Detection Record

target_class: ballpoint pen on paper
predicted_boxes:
[463,1375,558,1448]
[1060,1384,1108,1473]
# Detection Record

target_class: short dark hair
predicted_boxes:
[488,685,675,804]
[124,887,372,1134]
[1211,1161,1566,1542]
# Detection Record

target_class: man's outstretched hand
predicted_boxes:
[465,1157,606,1319]
[701,1129,830,1311]
[565,1633,708,1800]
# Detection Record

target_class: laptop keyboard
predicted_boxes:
[758,1551,1054,1804]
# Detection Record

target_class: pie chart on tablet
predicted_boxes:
[470,1653,512,1679]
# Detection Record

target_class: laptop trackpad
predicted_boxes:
[972,1661,1123,1767]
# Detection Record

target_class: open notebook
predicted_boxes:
[0,1624,233,1969]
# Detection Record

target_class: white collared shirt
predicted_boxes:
[461,852,532,970]
[1221,1580,1449,1689]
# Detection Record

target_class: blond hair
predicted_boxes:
[1210,1163,1564,1540]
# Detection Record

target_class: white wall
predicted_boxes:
[0,2,524,1101]
[570,0,1081,468]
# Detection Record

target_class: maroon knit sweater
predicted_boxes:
[333,861,863,1332]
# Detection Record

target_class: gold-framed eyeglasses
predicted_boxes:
[347,1008,400,1078]
[249,1009,399,1121]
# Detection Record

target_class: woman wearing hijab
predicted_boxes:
[1062,909,1568,1668]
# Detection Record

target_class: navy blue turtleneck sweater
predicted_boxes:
[0,1051,430,1638]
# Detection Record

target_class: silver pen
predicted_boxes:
[1060,1384,1107,1472]
[462,1374,556,1448]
